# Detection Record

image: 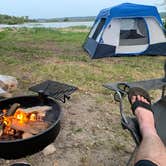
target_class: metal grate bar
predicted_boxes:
[29,80,77,102]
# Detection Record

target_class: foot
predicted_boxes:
[131,95,157,137]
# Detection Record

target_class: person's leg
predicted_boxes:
[131,95,166,166]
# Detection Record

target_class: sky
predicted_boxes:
[0,0,164,19]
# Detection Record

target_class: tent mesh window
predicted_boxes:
[89,18,106,41]
[119,18,148,46]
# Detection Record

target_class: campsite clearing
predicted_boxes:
[0,27,165,166]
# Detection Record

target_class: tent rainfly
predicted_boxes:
[83,3,166,59]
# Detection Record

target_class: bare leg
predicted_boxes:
[132,95,166,165]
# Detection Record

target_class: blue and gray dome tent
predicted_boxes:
[83,3,166,58]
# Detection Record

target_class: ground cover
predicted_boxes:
[0,27,165,166]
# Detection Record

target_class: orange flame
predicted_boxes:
[3,116,11,126]
[14,109,28,124]
[29,113,37,121]
[2,108,38,135]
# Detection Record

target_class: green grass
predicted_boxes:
[0,27,165,96]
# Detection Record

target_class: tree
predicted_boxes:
[64,18,69,22]
[25,16,29,20]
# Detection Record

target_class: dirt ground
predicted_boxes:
[0,90,136,166]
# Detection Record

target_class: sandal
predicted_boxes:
[128,87,152,115]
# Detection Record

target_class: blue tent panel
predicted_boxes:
[97,3,162,25]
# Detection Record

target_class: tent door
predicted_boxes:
[116,18,149,54]
[88,18,106,42]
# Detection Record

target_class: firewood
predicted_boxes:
[10,119,49,135]
[14,130,23,139]
[28,121,50,130]
[0,126,3,137]
[37,111,47,118]
[22,106,52,114]
[7,103,20,116]
[22,132,33,139]
[0,134,15,140]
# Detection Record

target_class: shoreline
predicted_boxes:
[0,21,93,29]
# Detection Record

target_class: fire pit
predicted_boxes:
[0,80,77,159]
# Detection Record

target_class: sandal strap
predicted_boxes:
[132,101,152,115]
[128,87,151,104]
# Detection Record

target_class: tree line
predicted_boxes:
[0,14,36,24]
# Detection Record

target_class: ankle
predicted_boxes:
[135,108,154,124]
[140,125,157,137]
[135,108,157,135]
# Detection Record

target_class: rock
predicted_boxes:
[0,75,18,98]
[0,75,18,92]
[0,88,12,98]
[42,144,56,156]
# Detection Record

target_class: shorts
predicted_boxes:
[135,160,158,166]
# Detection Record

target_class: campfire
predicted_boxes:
[0,103,52,140]
[0,80,77,159]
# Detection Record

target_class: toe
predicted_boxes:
[131,96,136,104]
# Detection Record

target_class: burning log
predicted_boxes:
[0,105,53,140]
[22,106,52,120]
[28,121,50,131]
[10,119,49,134]
[0,126,3,137]
[22,106,52,114]
[0,128,23,140]
[0,134,17,140]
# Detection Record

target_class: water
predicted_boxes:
[0,21,93,28]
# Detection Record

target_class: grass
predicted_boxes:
[0,27,165,165]
[0,27,165,96]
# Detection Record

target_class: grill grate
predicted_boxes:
[29,80,77,103]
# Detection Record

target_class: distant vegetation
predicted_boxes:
[0,14,36,24]
[0,14,95,25]
[0,12,165,25]
[36,16,96,23]
[39,12,165,23]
